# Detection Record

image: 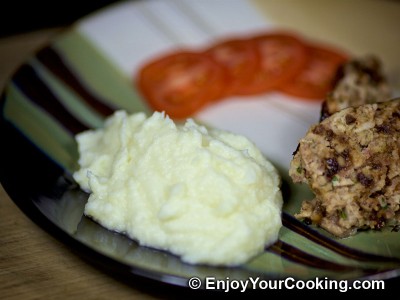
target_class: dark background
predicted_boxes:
[0,1,121,37]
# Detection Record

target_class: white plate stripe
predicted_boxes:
[78,1,176,75]
[196,97,312,168]
[174,0,273,37]
[135,0,211,48]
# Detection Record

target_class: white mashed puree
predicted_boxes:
[73,110,283,266]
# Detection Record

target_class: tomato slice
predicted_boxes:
[236,32,309,95]
[279,44,349,100]
[136,51,228,119]
[205,38,260,96]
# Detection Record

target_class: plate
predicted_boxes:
[1,0,400,290]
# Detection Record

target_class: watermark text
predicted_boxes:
[187,276,385,292]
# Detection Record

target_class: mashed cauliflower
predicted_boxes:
[73,110,283,266]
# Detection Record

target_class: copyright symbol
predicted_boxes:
[188,277,201,289]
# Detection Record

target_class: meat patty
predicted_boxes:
[290,99,400,237]
[320,55,392,121]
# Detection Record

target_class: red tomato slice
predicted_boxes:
[205,38,260,96]
[236,32,309,95]
[136,51,228,119]
[279,44,349,100]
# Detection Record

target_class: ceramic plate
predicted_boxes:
[1,0,400,289]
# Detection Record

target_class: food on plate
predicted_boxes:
[290,98,400,237]
[135,51,228,120]
[73,110,283,266]
[205,37,260,96]
[278,44,348,100]
[235,32,309,95]
[135,30,350,119]
[320,55,392,120]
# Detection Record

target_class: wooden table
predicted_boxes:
[2,1,400,298]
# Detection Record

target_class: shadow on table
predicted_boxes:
[0,0,122,37]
